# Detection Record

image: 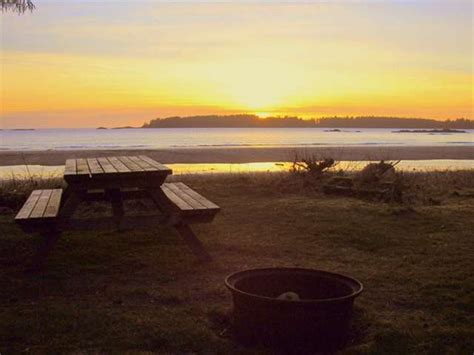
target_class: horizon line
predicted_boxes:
[2,114,473,130]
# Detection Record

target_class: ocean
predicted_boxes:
[1,127,473,151]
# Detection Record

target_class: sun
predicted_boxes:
[254,111,272,118]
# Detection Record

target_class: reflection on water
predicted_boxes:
[0,160,473,180]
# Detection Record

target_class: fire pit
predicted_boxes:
[225,268,363,350]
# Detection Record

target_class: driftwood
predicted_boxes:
[323,160,403,202]
[358,160,400,184]
[292,156,336,176]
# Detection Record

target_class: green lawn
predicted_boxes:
[0,173,473,353]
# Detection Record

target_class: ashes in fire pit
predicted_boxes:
[225,268,363,350]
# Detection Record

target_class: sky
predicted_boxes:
[1,0,472,128]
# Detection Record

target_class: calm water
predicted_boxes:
[1,128,473,150]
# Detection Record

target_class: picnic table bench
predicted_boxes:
[15,155,220,269]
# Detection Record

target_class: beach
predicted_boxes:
[1,146,473,166]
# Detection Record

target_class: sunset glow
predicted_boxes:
[1,1,472,128]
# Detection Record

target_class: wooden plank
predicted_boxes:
[175,182,220,209]
[161,185,194,210]
[15,190,42,220]
[84,189,146,201]
[117,156,144,172]
[164,183,207,209]
[30,189,53,218]
[87,158,104,175]
[65,177,166,190]
[108,156,131,173]
[129,156,156,171]
[97,157,118,174]
[64,159,77,176]
[138,155,171,171]
[43,189,63,218]
[76,158,91,176]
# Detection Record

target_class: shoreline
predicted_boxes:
[0,146,473,166]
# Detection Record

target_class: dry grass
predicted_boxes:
[0,175,65,211]
[0,171,473,353]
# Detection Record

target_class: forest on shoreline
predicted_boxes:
[142,115,473,129]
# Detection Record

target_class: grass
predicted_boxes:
[0,171,473,353]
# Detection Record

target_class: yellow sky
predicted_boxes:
[1,1,472,128]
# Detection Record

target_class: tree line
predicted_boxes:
[142,115,473,129]
[1,0,35,13]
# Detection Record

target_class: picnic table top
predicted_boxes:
[64,155,172,183]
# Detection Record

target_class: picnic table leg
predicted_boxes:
[173,223,212,262]
[106,188,124,229]
[60,187,82,219]
[148,188,168,214]
[29,227,61,272]
[148,188,212,262]
[27,187,82,271]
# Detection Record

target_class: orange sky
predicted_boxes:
[1,1,472,128]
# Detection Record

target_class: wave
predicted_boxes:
[445,141,474,145]
[170,142,406,148]
[52,144,150,149]
[185,143,330,147]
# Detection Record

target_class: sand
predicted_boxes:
[0,146,472,166]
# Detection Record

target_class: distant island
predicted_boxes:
[142,115,473,129]
[96,126,138,129]
[393,128,467,134]
[324,129,361,132]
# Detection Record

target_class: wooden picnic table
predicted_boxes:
[15,155,220,269]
